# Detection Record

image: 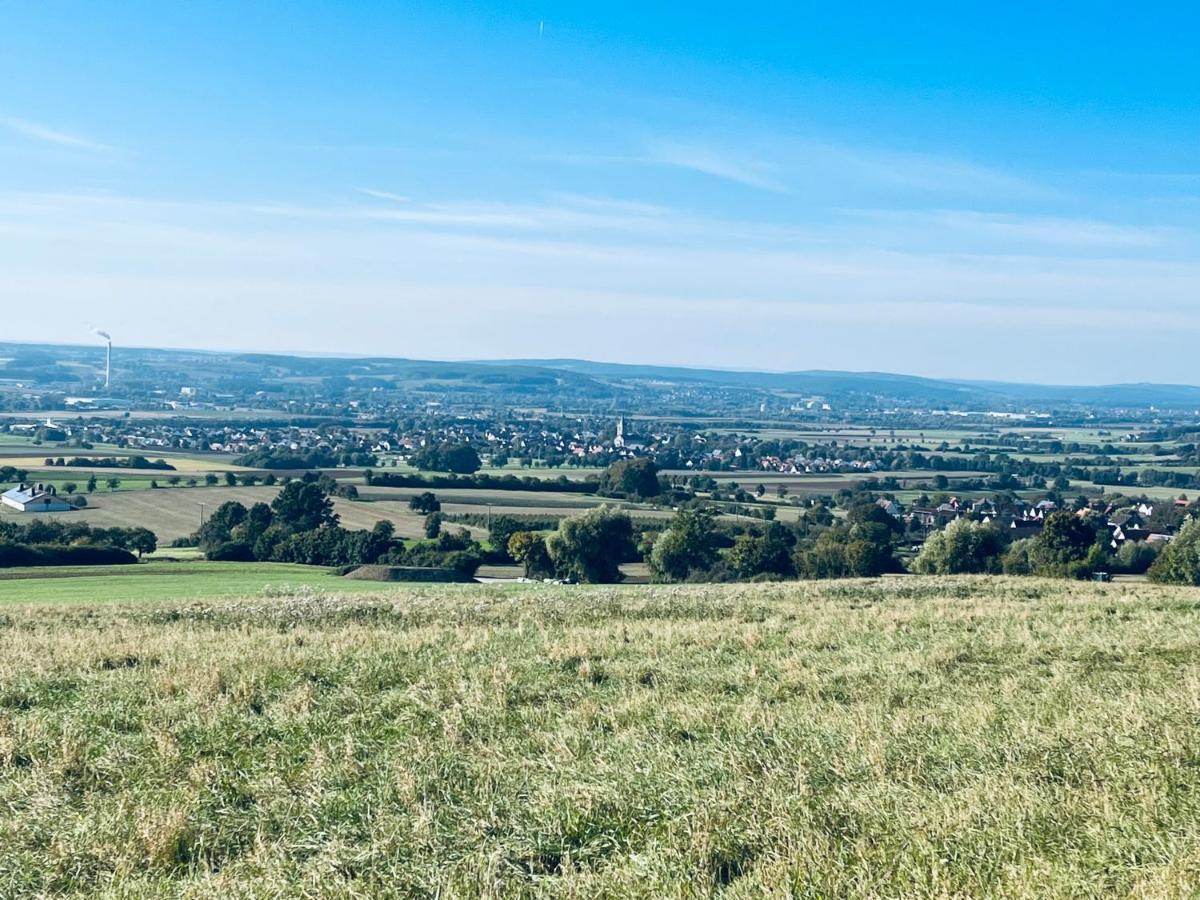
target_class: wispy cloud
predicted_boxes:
[840,209,1169,250]
[0,116,112,151]
[643,139,787,191]
[554,130,1043,201]
[355,187,411,203]
[5,186,1200,380]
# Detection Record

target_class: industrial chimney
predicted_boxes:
[95,330,112,389]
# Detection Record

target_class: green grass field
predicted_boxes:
[0,561,399,604]
[2,576,1200,896]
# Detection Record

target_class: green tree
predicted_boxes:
[797,522,898,579]
[1148,518,1200,585]
[488,516,522,561]
[847,501,902,535]
[1001,537,1037,575]
[270,480,338,533]
[62,482,77,495]
[1115,539,1159,575]
[205,474,219,486]
[127,527,157,558]
[232,502,275,548]
[912,519,1005,575]
[546,505,635,583]
[225,471,238,487]
[424,511,443,539]
[508,531,553,578]
[442,444,481,474]
[86,475,97,494]
[408,491,441,514]
[106,477,121,492]
[196,501,249,552]
[1031,511,1100,577]
[797,529,853,579]
[728,522,795,579]
[649,507,720,582]
[412,443,481,474]
[599,458,661,499]
[844,532,897,577]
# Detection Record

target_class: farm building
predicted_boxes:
[1,483,73,513]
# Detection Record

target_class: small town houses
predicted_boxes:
[878,492,1181,549]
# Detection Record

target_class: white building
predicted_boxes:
[1,483,73,513]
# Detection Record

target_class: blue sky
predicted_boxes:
[2,1,1199,383]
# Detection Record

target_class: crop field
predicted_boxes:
[0,486,486,544]
[1076,482,1194,502]
[1,577,1199,896]
[663,471,993,490]
[371,462,606,481]
[360,486,608,509]
[0,454,246,474]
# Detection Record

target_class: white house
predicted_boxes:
[1,483,73,513]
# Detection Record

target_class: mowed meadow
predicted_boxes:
[2,578,1200,897]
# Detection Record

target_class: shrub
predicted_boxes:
[206,541,257,562]
[0,543,137,567]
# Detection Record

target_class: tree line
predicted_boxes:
[190,479,486,575]
[0,520,156,568]
[493,500,1200,587]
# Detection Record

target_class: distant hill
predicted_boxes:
[4,341,1199,411]
[489,358,1200,409]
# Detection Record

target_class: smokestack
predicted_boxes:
[94,329,112,390]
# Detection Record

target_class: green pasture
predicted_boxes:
[0,561,398,605]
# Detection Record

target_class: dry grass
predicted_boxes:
[1,577,1200,897]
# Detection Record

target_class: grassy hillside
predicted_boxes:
[2,578,1200,896]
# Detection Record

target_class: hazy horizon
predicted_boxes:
[4,3,1200,382]
[6,336,1200,391]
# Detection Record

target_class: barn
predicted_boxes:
[0,483,73,513]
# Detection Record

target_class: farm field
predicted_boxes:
[1,474,165,493]
[1076,482,1195,502]
[0,486,487,544]
[0,561,400,604]
[0,454,246,474]
[361,486,608,509]
[1,577,1199,896]
[371,462,606,481]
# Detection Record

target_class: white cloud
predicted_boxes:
[0,116,112,151]
[355,187,411,203]
[643,139,787,191]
